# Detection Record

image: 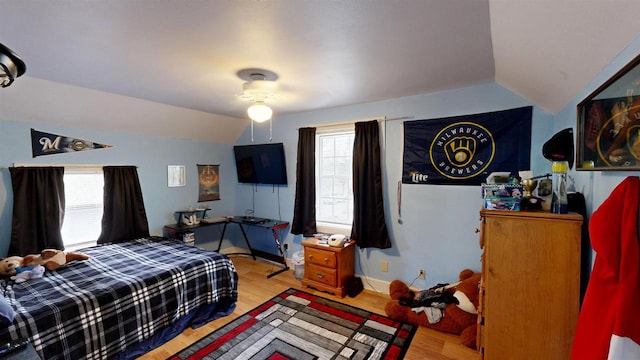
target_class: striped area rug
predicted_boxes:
[168,288,417,360]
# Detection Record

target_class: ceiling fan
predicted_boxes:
[237,68,278,123]
[0,42,26,88]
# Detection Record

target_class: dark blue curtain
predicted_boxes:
[351,121,391,249]
[97,166,150,244]
[291,127,317,236]
[9,166,65,255]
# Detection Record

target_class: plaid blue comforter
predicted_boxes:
[0,238,238,359]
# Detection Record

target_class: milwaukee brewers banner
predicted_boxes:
[31,128,112,158]
[402,106,532,185]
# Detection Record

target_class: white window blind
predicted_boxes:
[316,124,354,234]
[61,165,104,250]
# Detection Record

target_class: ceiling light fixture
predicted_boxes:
[247,101,272,123]
[0,42,26,88]
[238,68,278,121]
[237,68,279,141]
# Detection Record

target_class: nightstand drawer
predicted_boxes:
[305,247,337,268]
[305,263,337,287]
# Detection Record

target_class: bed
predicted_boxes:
[0,237,238,360]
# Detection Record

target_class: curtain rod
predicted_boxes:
[299,115,414,129]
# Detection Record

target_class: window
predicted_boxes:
[316,125,355,234]
[61,166,104,250]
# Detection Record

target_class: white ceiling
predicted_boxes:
[1,0,640,143]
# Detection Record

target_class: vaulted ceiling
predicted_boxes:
[1,0,640,143]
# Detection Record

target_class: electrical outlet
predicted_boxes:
[418,269,426,279]
[381,261,388,272]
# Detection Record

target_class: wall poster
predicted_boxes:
[197,164,220,202]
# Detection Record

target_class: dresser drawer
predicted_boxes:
[305,247,337,268]
[305,263,337,287]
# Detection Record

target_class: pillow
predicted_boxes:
[0,294,14,327]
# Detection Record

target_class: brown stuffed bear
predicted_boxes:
[385,269,481,349]
[0,249,90,276]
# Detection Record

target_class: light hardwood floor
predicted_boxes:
[138,256,478,360]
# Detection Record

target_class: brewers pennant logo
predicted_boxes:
[31,128,112,158]
[402,107,532,185]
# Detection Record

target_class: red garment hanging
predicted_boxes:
[571,176,640,359]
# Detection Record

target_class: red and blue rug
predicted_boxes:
[169,288,417,360]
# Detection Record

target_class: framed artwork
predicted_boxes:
[577,53,640,170]
[197,164,220,202]
[167,165,186,187]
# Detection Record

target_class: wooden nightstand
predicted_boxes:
[300,239,355,298]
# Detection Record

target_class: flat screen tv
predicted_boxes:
[233,143,288,185]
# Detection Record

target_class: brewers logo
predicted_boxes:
[429,121,494,180]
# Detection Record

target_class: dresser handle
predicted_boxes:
[324,257,329,263]
[316,272,325,279]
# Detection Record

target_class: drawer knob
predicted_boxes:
[316,272,325,279]
[324,257,329,263]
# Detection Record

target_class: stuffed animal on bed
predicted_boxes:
[384,269,481,349]
[10,265,45,283]
[0,249,90,277]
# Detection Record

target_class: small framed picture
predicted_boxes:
[167,165,186,187]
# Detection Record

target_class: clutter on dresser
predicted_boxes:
[551,161,569,214]
[312,233,349,247]
[519,171,552,211]
[481,172,523,211]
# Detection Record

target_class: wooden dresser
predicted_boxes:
[301,239,355,298]
[478,209,582,360]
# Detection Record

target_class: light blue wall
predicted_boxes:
[0,120,237,256]
[234,82,555,287]
[554,34,640,216]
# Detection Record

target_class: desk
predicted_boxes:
[164,216,290,278]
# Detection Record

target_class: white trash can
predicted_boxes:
[292,251,305,280]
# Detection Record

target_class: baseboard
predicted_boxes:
[213,248,392,295]
[358,276,391,295]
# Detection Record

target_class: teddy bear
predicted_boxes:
[0,249,90,277]
[384,269,481,349]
